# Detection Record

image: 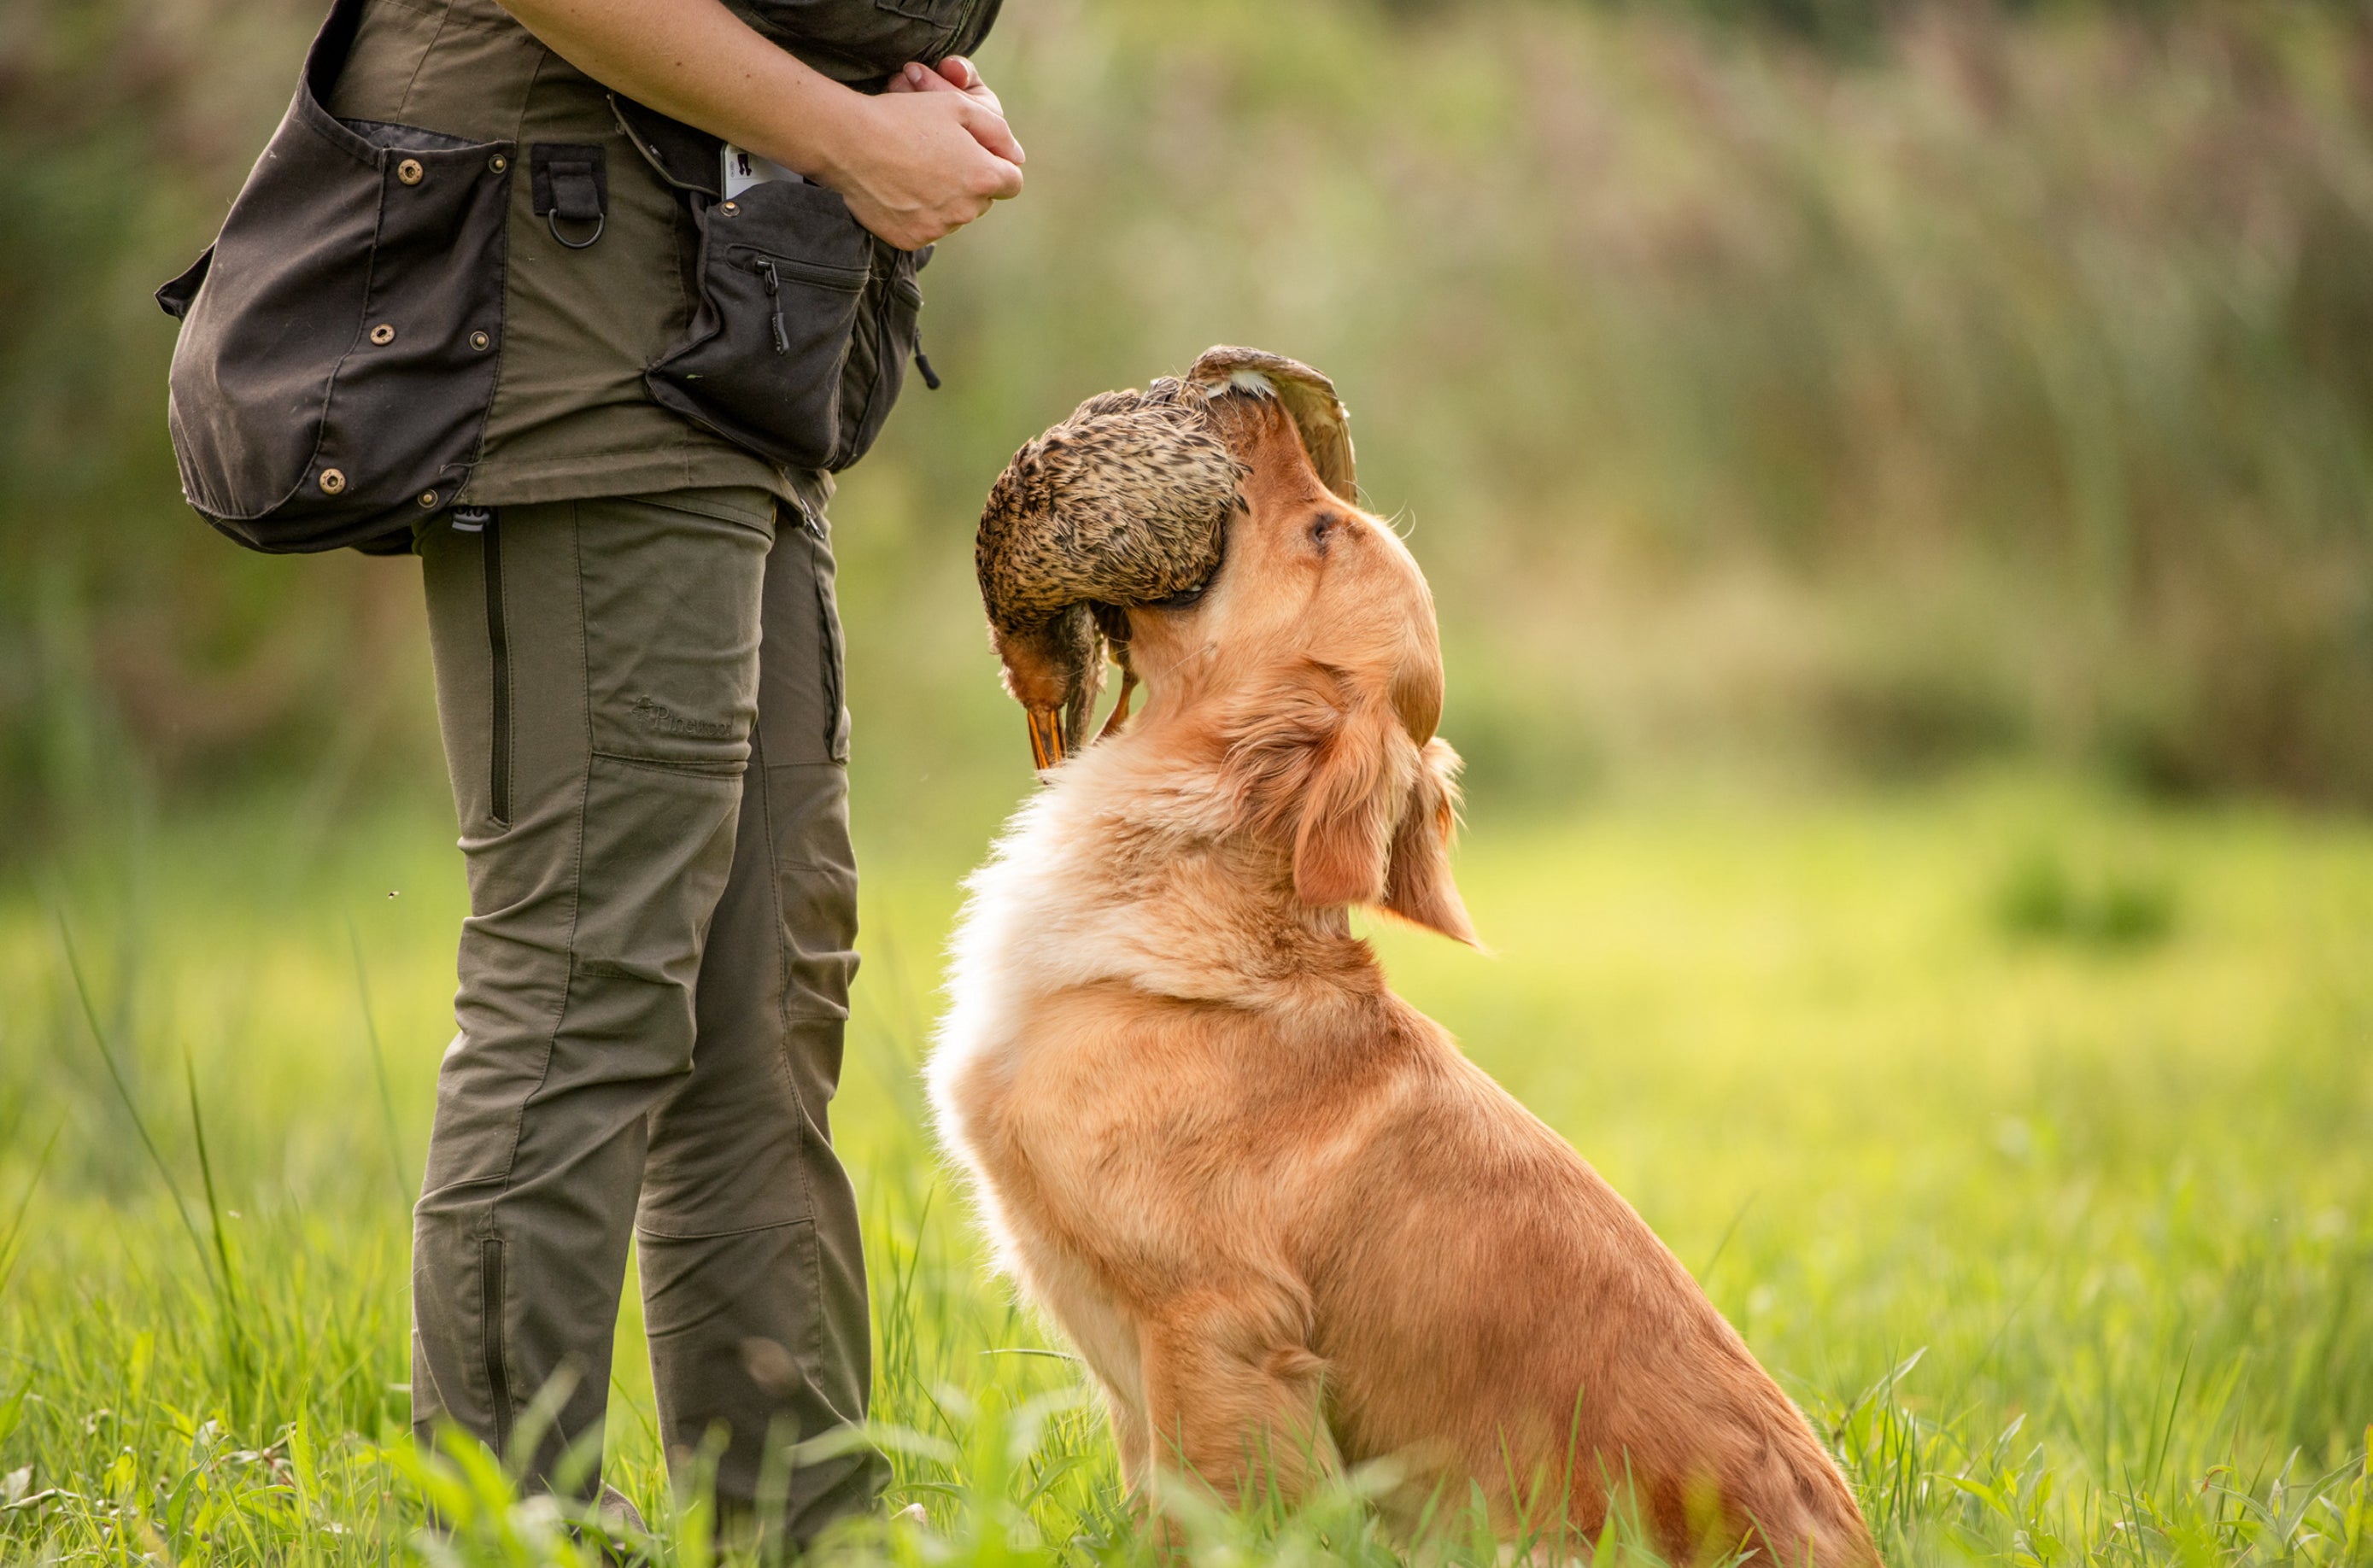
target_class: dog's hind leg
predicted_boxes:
[1138,1302,1340,1519]
[1100,1382,1153,1494]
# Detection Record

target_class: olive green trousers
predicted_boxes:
[413,487,883,1539]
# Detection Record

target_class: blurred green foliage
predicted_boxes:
[5,0,2373,857]
[1993,841,2177,946]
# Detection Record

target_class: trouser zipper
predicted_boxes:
[795,505,845,758]
[479,1237,513,1457]
[476,510,513,827]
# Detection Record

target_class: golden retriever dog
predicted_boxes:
[929,390,1880,1566]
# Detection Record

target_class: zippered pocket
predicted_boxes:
[646,180,873,471]
[742,248,868,354]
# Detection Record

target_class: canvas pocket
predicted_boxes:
[645,178,926,474]
[155,0,511,554]
[830,252,925,472]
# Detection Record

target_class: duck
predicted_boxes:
[974,345,1356,769]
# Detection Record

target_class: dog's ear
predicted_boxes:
[1379,738,1477,945]
[1292,695,1400,910]
[1222,665,1396,908]
[1224,669,1477,943]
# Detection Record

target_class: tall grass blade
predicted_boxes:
[0,1123,62,1301]
[54,913,212,1280]
[184,1051,257,1423]
[349,916,411,1206]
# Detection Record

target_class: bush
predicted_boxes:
[6,0,2373,849]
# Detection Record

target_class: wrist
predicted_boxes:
[765,82,876,190]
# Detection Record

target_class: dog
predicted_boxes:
[929,392,1881,1565]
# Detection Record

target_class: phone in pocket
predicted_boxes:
[723,143,804,198]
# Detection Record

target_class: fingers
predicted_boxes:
[977,155,1023,202]
[894,57,1001,120]
[894,62,1018,161]
[894,57,983,92]
[954,96,1026,167]
[834,85,1022,250]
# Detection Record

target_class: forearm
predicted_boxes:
[494,0,872,185]
[495,0,1022,250]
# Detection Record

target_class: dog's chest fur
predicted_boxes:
[927,761,1187,1415]
[932,758,1178,1239]
[925,751,1356,1384]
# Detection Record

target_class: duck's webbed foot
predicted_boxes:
[1097,669,1138,742]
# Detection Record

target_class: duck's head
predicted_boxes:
[975,346,1356,770]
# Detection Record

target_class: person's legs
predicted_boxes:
[411,489,774,1487]
[636,512,887,1541]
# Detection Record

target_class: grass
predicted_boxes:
[1,769,2369,1565]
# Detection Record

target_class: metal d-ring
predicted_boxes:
[548,210,605,249]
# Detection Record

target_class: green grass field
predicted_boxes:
[2,772,2368,1566]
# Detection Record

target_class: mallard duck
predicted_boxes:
[975,346,1356,769]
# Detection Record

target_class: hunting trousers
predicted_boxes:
[411,486,884,1539]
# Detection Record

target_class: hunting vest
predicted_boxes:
[156,0,999,553]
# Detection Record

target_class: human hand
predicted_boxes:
[823,61,1022,251]
[884,55,1005,121]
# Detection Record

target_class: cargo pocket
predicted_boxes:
[645,178,927,475]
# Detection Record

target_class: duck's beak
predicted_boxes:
[1025,707,1065,771]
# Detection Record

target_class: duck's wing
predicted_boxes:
[976,398,1239,636]
[1182,346,1356,501]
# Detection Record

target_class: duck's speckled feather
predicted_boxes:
[975,346,1356,757]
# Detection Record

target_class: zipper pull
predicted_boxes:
[759,259,788,354]
[914,344,941,390]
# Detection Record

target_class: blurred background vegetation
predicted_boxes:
[6,3,2372,1554]
[4,0,2373,851]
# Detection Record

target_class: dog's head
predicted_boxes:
[1124,392,1477,945]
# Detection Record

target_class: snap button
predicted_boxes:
[369,323,396,346]
[319,468,347,495]
[470,331,491,352]
[718,201,738,216]
[396,158,425,186]
[489,154,508,173]
[418,490,439,509]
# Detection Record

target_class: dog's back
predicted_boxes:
[1295,998,1876,1561]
